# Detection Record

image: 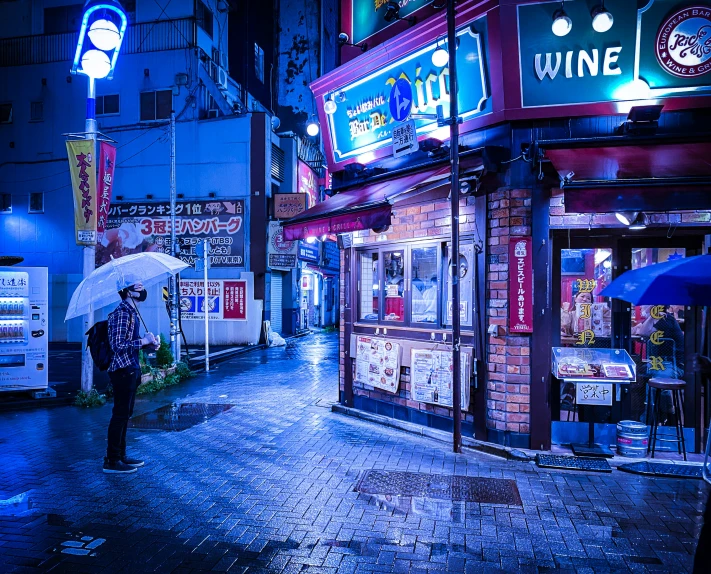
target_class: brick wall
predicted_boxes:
[486,189,533,436]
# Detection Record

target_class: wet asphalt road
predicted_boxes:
[0,331,707,573]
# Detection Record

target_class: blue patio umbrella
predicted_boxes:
[599,254,711,306]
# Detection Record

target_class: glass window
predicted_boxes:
[411,246,438,324]
[359,252,379,321]
[254,44,265,83]
[29,193,43,214]
[197,0,214,37]
[97,95,120,116]
[30,101,43,122]
[0,194,11,213]
[0,103,12,124]
[140,90,172,121]
[140,92,155,121]
[383,250,405,322]
[630,248,686,423]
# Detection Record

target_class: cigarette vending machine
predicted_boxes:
[0,267,48,392]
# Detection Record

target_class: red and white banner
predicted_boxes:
[97,142,116,242]
[509,237,533,333]
[179,279,247,321]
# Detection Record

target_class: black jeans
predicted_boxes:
[106,366,141,462]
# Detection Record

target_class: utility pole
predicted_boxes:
[169,111,180,363]
[202,238,210,372]
[81,76,97,393]
[447,0,462,454]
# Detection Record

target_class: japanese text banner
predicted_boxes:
[509,237,533,333]
[66,140,97,246]
[97,142,116,242]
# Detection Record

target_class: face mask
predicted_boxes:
[129,288,147,302]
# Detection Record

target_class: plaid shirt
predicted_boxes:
[108,300,142,372]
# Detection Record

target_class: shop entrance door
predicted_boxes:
[552,235,703,453]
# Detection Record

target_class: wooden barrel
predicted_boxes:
[617,420,648,458]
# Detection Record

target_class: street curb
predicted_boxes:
[331,404,533,461]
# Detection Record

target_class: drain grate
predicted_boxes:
[536,454,612,473]
[129,403,232,431]
[355,470,522,505]
[618,461,702,479]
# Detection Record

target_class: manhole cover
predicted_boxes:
[129,403,232,431]
[355,470,522,505]
[536,454,612,473]
[618,461,702,479]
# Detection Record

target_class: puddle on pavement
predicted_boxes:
[0,491,35,517]
[356,470,522,506]
[128,403,233,431]
[362,492,467,522]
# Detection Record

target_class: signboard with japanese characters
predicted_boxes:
[392,120,418,158]
[268,221,298,270]
[96,142,116,243]
[354,335,401,393]
[66,140,97,246]
[97,200,245,269]
[410,348,470,409]
[298,241,320,263]
[0,271,29,298]
[576,382,613,406]
[509,237,533,333]
[179,279,247,321]
[297,161,319,208]
[274,193,308,220]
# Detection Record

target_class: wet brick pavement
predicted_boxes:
[0,332,708,573]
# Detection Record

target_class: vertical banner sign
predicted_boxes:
[297,160,319,208]
[97,142,116,243]
[179,279,247,321]
[509,237,533,333]
[66,140,97,246]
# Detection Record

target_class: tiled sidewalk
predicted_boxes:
[0,332,707,573]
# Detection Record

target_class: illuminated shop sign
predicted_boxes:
[517,0,711,108]
[324,17,490,163]
[351,0,430,45]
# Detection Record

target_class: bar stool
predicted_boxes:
[647,378,687,461]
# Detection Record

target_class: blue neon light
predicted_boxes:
[71,3,128,80]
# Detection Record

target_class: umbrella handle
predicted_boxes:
[130,298,149,333]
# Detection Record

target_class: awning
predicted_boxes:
[282,155,485,241]
[542,137,711,213]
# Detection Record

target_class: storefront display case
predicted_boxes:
[552,347,636,384]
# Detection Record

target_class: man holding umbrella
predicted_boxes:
[103,283,159,474]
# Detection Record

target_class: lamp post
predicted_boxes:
[71,0,127,392]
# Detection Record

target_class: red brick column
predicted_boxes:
[486,189,533,442]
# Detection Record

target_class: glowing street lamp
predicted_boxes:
[69,0,127,394]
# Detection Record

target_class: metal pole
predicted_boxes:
[447,0,462,454]
[169,111,180,363]
[203,238,210,372]
[81,76,97,393]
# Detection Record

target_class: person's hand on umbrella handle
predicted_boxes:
[141,332,159,349]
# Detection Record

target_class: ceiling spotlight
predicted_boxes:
[384,1,416,25]
[432,44,448,67]
[323,96,337,115]
[552,2,572,37]
[615,211,639,226]
[629,213,648,230]
[306,116,320,137]
[591,2,613,33]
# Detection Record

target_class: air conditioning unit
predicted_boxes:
[216,66,228,91]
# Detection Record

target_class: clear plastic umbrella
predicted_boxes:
[65,252,189,321]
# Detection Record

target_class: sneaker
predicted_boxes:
[103,458,138,474]
[121,456,144,468]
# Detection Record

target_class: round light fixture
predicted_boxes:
[88,19,121,51]
[80,49,112,79]
[323,98,337,115]
[432,46,449,67]
[629,213,648,230]
[552,8,572,36]
[306,117,320,137]
[305,236,317,244]
[615,211,638,226]
[591,4,613,33]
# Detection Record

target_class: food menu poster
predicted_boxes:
[411,349,470,409]
[354,336,401,393]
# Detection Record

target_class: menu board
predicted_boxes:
[411,349,470,409]
[354,336,401,393]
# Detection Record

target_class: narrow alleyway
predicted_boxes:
[0,332,706,573]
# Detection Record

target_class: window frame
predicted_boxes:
[357,248,381,324]
[96,94,120,117]
[381,248,407,326]
[139,89,172,122]
[30,101,44,122]
[196,0,214,38]
[0,194,11,214]
[28,193,44,214]
[409,242,443,328]
[254,43,265,84]
[0,103,12,125]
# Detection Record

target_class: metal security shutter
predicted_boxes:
[270,271,283,334]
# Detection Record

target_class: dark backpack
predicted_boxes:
[86,320,114,371]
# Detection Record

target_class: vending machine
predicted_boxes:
[0,267,49,392]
